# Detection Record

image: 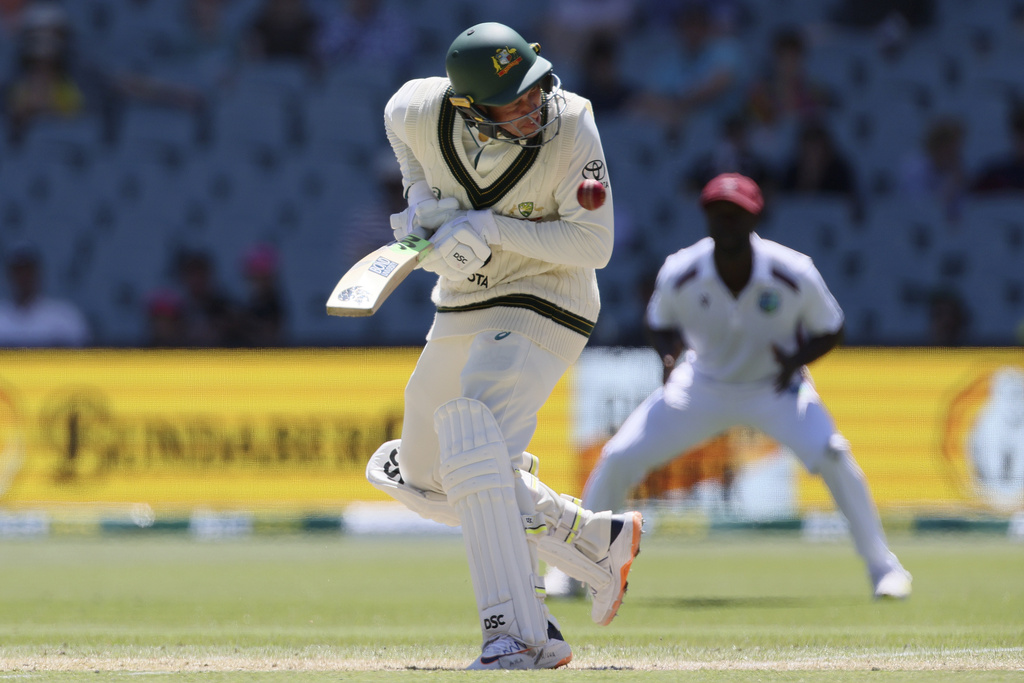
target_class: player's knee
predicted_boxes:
[813,433,863,479]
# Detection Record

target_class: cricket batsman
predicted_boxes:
[363,22,643,669]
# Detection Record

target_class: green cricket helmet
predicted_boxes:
[445,22,566,146]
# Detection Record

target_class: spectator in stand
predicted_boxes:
[828,0,935,59]
[779,121,858,195]
[144,288,187,348]
[927,288,969,346]
[0,242,90,348]
[537,0,639,85]
[242,0,321,68]
[315,0,417,76]
[174,249,240,347]
[828,0,934,29]
[237,243,286,347]
[779,120,861,220]
[0,0,28,38]
[576,33,635,117]
[971,103,1024,193]
[897,116,967,222]
[633,1,750,136]
[747,27,838,160]
[111,0,240,114]
[749,28,837,127]
[684,114,776,194]
[2,1,87,144]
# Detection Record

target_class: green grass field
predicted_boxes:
[0,531,1021,681]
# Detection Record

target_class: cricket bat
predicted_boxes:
[325,231,432,317]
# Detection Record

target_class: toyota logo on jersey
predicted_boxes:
[582,160,606,181]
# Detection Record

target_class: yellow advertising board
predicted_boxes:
[1,347,1020,517]
[804,348,1024,513]
[0,349,575,513]
[569,347,1024,516]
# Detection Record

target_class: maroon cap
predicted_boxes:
[700,173,764,215]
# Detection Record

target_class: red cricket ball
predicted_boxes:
[577,179,607,211]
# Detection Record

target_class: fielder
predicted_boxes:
[364,22,643,669]
[582,173,912,600]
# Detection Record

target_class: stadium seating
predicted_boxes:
[2,0,1023,347]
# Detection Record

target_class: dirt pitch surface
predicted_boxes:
[3,647,1022,673]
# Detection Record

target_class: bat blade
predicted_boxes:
[326,233,432,317]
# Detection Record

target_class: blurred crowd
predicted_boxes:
[1,0,1023,348]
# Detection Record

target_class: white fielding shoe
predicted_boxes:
[466,627,573,670]
[590,511,643,625]
[873,568,913,600]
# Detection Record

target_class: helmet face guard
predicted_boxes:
[445,22,567,147]
[450,73,566,147]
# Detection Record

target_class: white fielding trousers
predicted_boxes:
[582,361,904,582]
[399,330,569,496]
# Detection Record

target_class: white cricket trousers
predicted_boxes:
[582,361,903,581]
[399,330,569,495]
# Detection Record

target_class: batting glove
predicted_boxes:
[464,209,501,246]
[419,249,471,281]
[429,215,492,276]
[415,196,463,229]
[390,180,449,241]
[389,209,415,242]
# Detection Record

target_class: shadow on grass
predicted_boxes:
[629,595,860,610]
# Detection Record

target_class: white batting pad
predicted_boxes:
[435,398,547,647]
[366,439,614,590]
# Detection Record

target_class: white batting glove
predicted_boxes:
[390,209,415,242]
[428,215,492,276]
[419,250,471,281]
[415,196,463,229]
[406,179,435,206]
[390,180,444,241]
[465,209,501,245]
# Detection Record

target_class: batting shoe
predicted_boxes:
[590,511,644,625]
[466,622,572,670]
[873,568,913,600]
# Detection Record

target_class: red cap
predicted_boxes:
[700,173,764,215]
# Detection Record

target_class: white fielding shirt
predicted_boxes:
[647,234,844,384]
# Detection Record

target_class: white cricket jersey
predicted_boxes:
[384,77,614,363]
[646,234,844,384]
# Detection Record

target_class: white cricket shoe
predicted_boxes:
[590,511,643,625]
[873,568,913,599]
[467,624,573,670]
